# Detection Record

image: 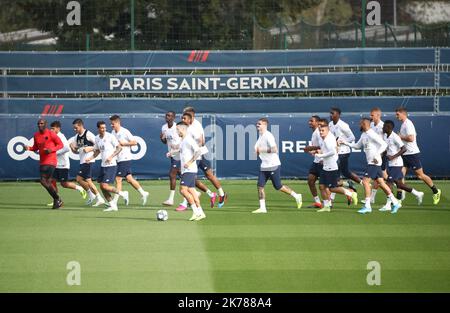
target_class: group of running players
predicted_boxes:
[28,105,441,218]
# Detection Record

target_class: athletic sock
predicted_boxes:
[168,190,175,202]
[314,196,321,203]
[259,199,266,210]
[181,198,188,207]
[137,187,146,196]
[290,191,299,198]
[218,188,225,197]
[323,199,331,207]
[388,193,399,205]
[112,193,120,203]
[197,206,205,216]
[370,189,378,202]
[330,193,336,201]
[75,185,83,192]
[364,197,372,209]
[118,191,127,198]
[430,185,438,194]
[343,189,353,197]
[411,188,421,197]
[385,197,392,207]
[87,189,95,200]
[206,189,214,198]
[191,203,199,215]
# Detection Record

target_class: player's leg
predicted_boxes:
[189,186,205,221]
[125,174,148,205]
[394,179,424,205]
[196,158,218,207]
[340,153,362,184]
[39,165,62,209]
[273,167,302,209]
[376,177,402,213]
[59,169,87,199]
[360,176,372,212]
[253,171,269,213]
[307,162,322,208]
[414,168,441,205]
[164,158,179,206]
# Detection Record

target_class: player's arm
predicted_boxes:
[339,137,362,149]
[398,123,416,142]
[57,136,70,155]
[316,144,335,158]
[342,124,356,142]
[184,140,202,168]
[399,134,415,142]
[304,145,320,152]
[120,131,137,146]
[107,144,122,164]
[387,146,407,161]
[27,135,39,152]
[85,148,100,163]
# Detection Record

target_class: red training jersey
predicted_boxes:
[29,128,63,166]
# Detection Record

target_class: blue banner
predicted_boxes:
[0,48,435,70]
[0,96,437,115]
[1,72,435,94]
[1,114,449,180]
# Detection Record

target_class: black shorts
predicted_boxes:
[170,157,181,170]
[197,156,211,173]
[180,172,196,188]
[53,168,69,182]
[319,169,340,188]
[116,161,132,177]
[387,166,404,182]
[257,166,283,190]
[40,165,55,178]
[364,165,384,180]
[402,153,423,171]
[308,162,322,177]
[78,163,92,180]
[381,155,388,171]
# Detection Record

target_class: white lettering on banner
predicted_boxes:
[108,75,309,92]
[7,136,147,161]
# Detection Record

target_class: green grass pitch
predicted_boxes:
[0,179,449,292]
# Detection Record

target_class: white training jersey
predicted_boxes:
[179,135,200,174]
[399,118,420,155]
[384,132,405,167]
[75,130,96,165]
[347,129,387,166]
[329,119,355,155]
[161,123,181,161]
[94,132,120,167]
[310,127,322,164]
[370,120,384,138]
[255,130,281,170]
[56,132,70,169]
[188,119,207,159]
[318,132,339,171]
[112,127,135,163]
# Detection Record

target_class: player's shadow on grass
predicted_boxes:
[74,215,189,223]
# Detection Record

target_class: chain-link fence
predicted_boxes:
[0,0,449,51]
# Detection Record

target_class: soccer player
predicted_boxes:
[252,118,302,214]
[310,122,358,212]
[176,121,206,221]
[395,107,441,204]
[26,119,64,209]
[303,115,323,208]
[160,111,183,207]
[362,107,387,205]
[339,118,402,214]
[184,107,227,208]
[110,115,149,206]
[70,118,105,207]
[85,121,129,212]
[47,121,87,205]
[380,120,424,211]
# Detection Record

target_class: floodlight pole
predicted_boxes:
[131,0,135,50]
[362,0,366,48]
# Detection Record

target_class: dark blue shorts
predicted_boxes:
[197,156,211,173]
[170,157,181,169]
[257,166,283,190]
[78,163,92,180]
[180,172,197,188]
[53,168,69,182]
[387,166,404,182]
[364,165,384,180]
[319,169,340,188]
[116,161,132,177]
[97,166,117,184]
[402,153,423,170]
[308,162,322,177]
[381,155,388,171]
[338,153,352,178]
